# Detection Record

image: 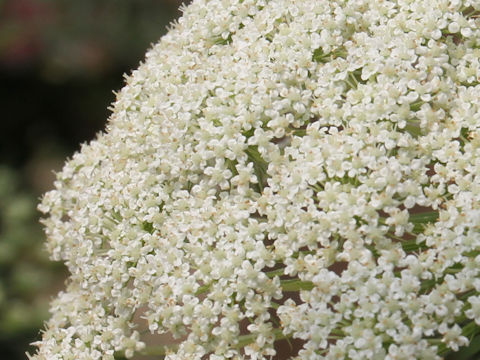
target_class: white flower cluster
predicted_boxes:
[31,0,480,359]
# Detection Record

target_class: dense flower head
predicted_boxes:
[31,0,480,359]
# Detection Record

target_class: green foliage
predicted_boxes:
[0,167,65,353]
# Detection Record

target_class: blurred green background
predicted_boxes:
[0,1,183,358]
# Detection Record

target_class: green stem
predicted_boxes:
[280,279,314,291]
[195,283,211,296]
[245,145,268,192]
[410,100,425,111]
[459,289,479,300]
[401,239,427,252]
[292,129,307,137]
[309,183,324,192]
[270,301,281,310]
[409,211,439,224]
[236,328,287,348]
[345,77,357,90]
[462,321,480,339]
[444,267,463,274]
[404,124,422,137]
[115,343,177,359]
[349,71,359,88]
[266,268,285,278]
